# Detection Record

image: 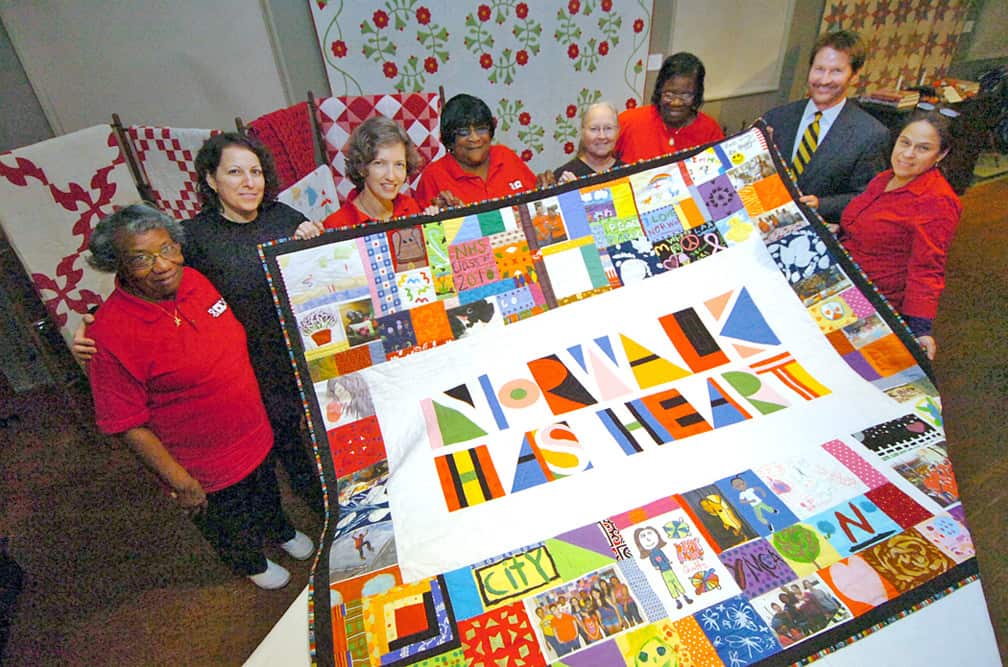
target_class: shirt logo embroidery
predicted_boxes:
[208,298,228,318]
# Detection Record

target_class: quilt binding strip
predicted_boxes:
[258,119,975,666]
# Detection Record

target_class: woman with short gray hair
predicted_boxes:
[85,203,314,590]
[551,102,624,185]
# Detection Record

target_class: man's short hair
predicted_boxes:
[810,30,866,74]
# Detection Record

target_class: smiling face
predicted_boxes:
[638,527,660,551]
[451,124,493,171]
[363,142,408,203]
[116,227,184,301]
[634,637,676,667]
[206,145,265,222]
[581,105,619,161]
[806,46,855,110]
[890,120,947,184]
[657,74,698,128]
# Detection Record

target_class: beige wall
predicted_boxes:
[0,0,290,134]
[646,0,825,132]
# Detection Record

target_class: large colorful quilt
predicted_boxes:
[260,122,983,666]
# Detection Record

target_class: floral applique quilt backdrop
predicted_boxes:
[261,123,987,666]
[308,0,653,173]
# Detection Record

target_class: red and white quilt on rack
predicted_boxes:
[314,93,445,203]
[0,125,139,344]
[126,125,218,221]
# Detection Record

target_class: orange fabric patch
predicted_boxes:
[859,333,917,377]
[827,329,855,356]
[411,301,454,347]
[753,174,791,211]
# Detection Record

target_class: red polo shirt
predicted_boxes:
[840,168,961,319]
[413,144,536,208]
[322,190,423,230]
[89,267,272,493]
[616,105,724,163]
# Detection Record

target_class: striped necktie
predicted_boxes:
[793,111,823,176]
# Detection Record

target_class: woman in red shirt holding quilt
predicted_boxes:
[322,116,429,230]
[839,109,962,360]
[414,94,537,208]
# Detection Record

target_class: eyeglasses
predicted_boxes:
[123,241,182,272]
[585,124,618,135]
[916,102,960,118]
[660,90,696,103]
[453,125,492,140]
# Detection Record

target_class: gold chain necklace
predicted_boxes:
[667,114,697,147]
[151,301,182,327]
[354,192,393,222]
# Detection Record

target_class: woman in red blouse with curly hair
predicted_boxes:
[322,116,429,230]
[839,109,962,360]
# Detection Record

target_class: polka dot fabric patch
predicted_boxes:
[823,439,889,489]
[839,285,876,318]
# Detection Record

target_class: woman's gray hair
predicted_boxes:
[580,101,620,130]
[577,101,620,158]
[344,116,423,190]
[87,203,185,273]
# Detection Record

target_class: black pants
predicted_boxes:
[269,409,325,514]
[254,355,325,514]
[191,456,296,576]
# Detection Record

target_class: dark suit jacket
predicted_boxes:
[763,99,889,223]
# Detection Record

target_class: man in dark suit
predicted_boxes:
[763,30,889,224]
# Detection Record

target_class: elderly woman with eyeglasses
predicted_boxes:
[838,109,962,360]
[414,93,537,209]
[74,133,324,514]
[615,52,724,163]
[84,204,313,590]
[548,102,625,185]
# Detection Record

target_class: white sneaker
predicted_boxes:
[279,530,315,561]
[248,558,291,590]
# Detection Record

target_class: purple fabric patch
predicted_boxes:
[560,638,626,666]
[697,174,745,219]
[553,522,617,560]
[718,539,798,599]
[842,350,882,380]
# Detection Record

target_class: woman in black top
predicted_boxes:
[551,102,624,184]
[74,133,324,513]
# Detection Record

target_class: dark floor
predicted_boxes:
[0,178,1005,666]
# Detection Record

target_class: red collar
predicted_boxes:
[440,145,504,181]
[877,167,944,196]
[112,267,197,323]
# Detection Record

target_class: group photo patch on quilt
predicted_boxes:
[259,122,976,666]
